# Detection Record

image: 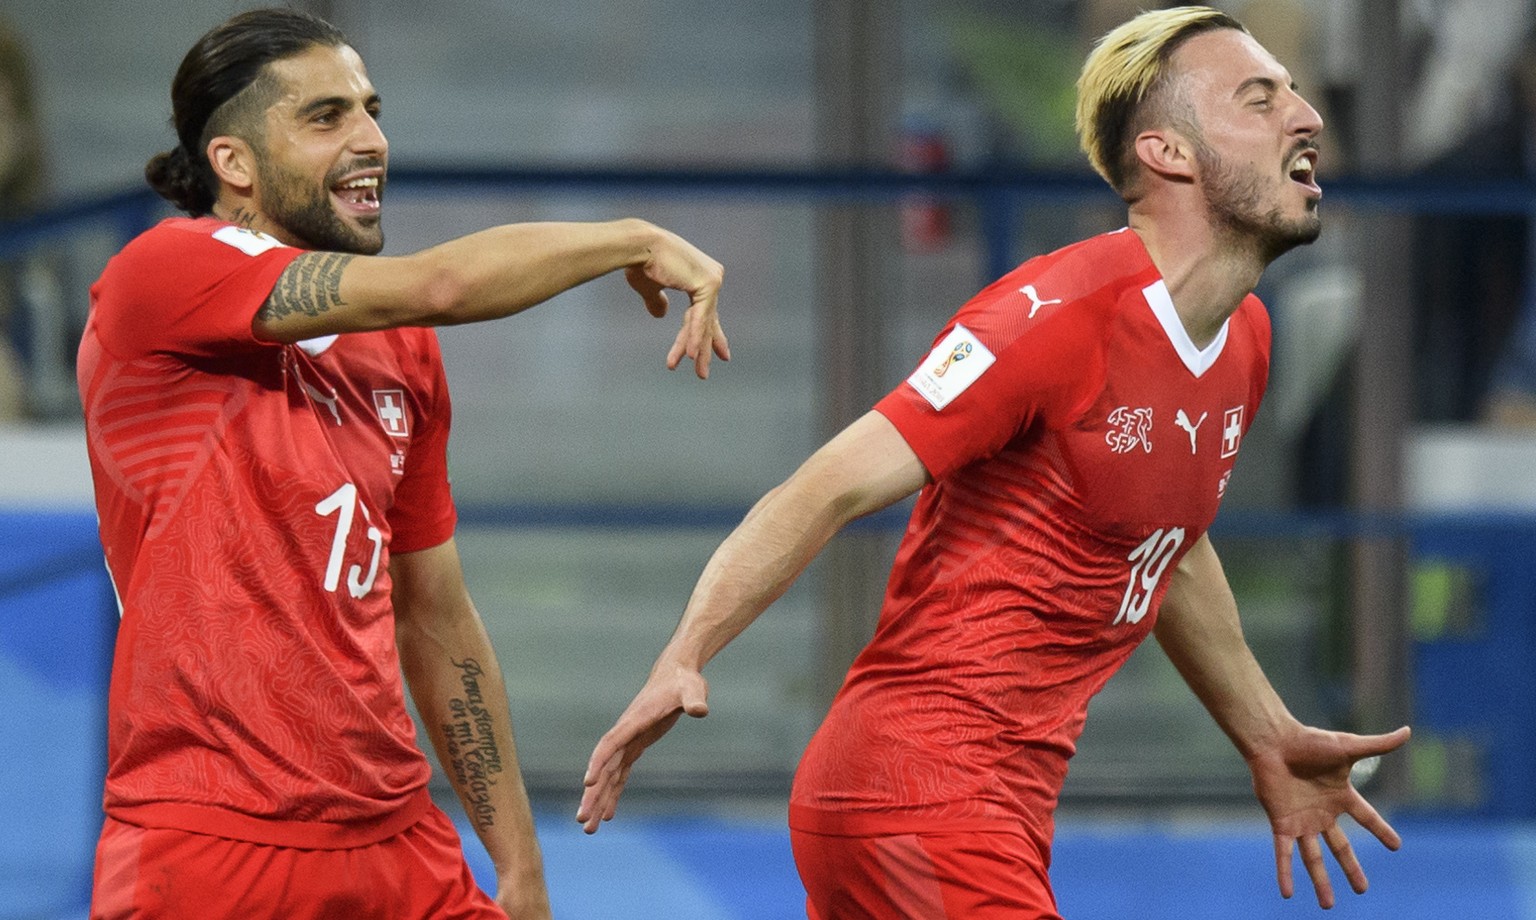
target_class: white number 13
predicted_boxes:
[315,482,383,599]
[1114,526,1185,625]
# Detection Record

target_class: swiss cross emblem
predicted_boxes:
[1220,407,1244,458]
[373,389,410,438]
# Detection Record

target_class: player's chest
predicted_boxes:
[278,336,426,492]
[1052,355,1255,530]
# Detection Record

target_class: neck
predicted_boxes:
[210,196,303,249]
[212,201,260,230]
[1126,197,1268,348]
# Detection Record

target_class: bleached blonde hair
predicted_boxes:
[1075,6,1247,198]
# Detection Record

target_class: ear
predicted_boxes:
[206,135,256,194]
[1133,128,1196,182]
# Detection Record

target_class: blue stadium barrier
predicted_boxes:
[453,811,1536,920]
[5,169,1536,916]
[0,510,115,920]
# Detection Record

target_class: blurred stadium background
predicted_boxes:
[2,0,1534,917]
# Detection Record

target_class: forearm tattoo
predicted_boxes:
[442,658,506,831]
[258,252,352,322]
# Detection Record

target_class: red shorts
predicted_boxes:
[90,806,504,920]
[791,826,1063,920]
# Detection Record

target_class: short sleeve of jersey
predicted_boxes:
[388,330,458,554]
[92,220,301,359]
[876,279,1109,481]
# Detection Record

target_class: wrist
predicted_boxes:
[492,847,548,891]
[613,217,662,266]
[654,645,705,676]
[1236,712,1303,763]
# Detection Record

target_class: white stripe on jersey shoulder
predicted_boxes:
[296,334,339,356]
[1141,279,1229,378]
[211,225,288,256]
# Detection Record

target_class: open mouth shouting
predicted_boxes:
[1287,147,1320,198]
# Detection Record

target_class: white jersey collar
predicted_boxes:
[1140,280,1228,378]
[295,334,339,356]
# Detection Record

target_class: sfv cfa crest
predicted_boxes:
[1106,406,1154,454]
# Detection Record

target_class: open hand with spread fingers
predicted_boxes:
[1248,724,1411,908]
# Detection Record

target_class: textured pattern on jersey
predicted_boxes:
[79,219,457,847]
[791,230,1271,856]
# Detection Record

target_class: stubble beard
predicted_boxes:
[1196,141,1321,263]
[256,155,385,255]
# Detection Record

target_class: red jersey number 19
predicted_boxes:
[315,482,383,599]
[1114,526,1185,625]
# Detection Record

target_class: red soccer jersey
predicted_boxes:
[78,218,457,848]
[788,228,1271,859]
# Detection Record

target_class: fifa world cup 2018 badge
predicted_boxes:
[933,341,972,378]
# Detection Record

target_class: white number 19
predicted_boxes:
[1114,526,1185,625]
[315,482,383,599]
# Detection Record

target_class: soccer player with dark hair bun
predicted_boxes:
[80,7,727,918]
[580,7,1408,917]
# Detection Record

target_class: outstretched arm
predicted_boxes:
[392,539,550,920]
[1154,533,1411,909]
[255,218,729,378]
[576,410,929,833]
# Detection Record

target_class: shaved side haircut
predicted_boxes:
[1075,6,1247,200]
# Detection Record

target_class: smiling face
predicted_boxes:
[248,44,387,254]
[1168,28,1323,258]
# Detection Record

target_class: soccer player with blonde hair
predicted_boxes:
[582,6,1407,917]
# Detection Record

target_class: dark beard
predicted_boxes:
[256,156,385,255]
[1196,142,1320,262]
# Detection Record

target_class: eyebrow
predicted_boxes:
[1233,76,1297,97]
[294,93,382,119]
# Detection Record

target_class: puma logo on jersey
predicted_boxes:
[1174,409,1206,454]
[1020,284,1062,318]
[1106,406,1154,454]
[300,378,342,426]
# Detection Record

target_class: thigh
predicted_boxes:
[91,816,286,920]
[371,807,504,920]
[90,810,502,920]
[792,826,1062,920]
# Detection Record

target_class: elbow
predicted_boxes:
[416,263,469,326]
[393,257,469,327]
[776,464,866,535]
[822,482,868,531]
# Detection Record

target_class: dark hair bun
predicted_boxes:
[149,9,346,216]
[144,145,215,216]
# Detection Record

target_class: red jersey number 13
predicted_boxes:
[315,482,384,599]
